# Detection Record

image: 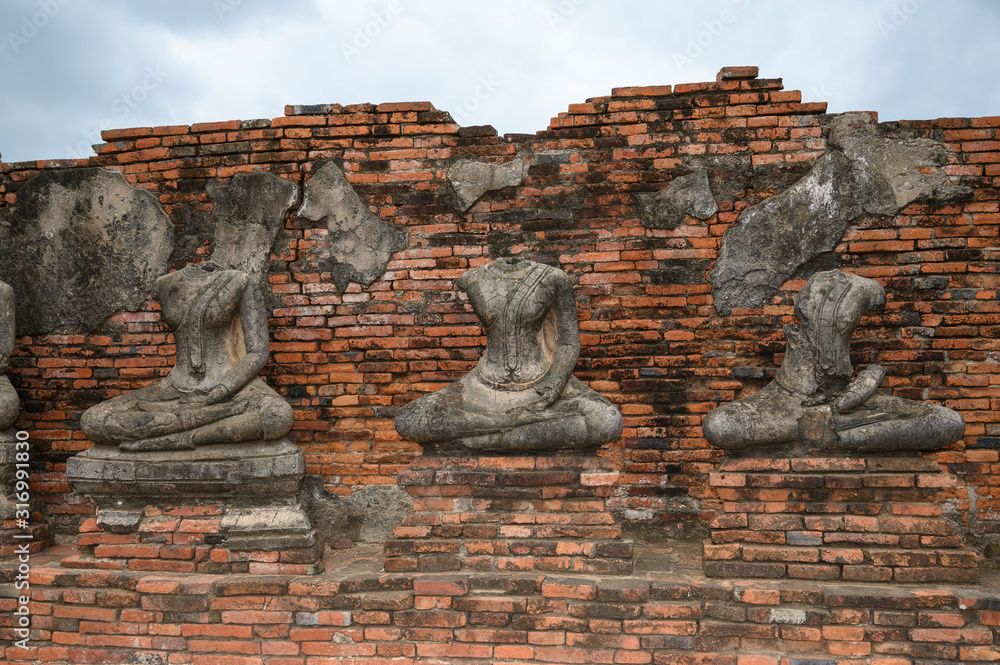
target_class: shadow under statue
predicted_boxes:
[395,257,622,454]
[703,270,965,454]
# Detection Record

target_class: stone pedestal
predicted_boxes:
[705,456,978,583]
[0,432,49,558]
[66,439,321,574]
[384,454,632,575]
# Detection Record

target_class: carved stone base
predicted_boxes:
[705,456,979,583]
[66,438,320,573]
[384,454,633,575]
[67,438,305,498]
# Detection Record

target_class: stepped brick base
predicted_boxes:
[0,518,48,558]
[706,456,979,583]
[62,500,322,575]
[2,543,999,664]
[384,454,633,575]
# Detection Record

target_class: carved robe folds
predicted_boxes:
[396,258,622,454]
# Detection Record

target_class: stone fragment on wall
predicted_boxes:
[710,112,971,315]
[447,157,526,211]
[297,161,408,291]
[207,171,298,276]
[0,168,174,334]
[637,169,719,229]
[299,475,411,545]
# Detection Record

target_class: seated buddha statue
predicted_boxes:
[81,261,293,451]
[0,281,19,433]
[703,270,965,453]
[395,257,622,453]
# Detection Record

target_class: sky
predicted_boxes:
[1,0,998,164]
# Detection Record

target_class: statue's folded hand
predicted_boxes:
[205,384,232,405]
[106,411,178,440]
[530,385,561,412]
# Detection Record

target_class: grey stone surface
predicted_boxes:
[96,509,142,533]
[710,112,969,315]
[0,282,19,434]
[69,440,305,497]
[220,503,316,550]
[447,157,525,211]
[637,169,719,229]
[768,608,808,624]
[703,270,965,454]
[297,161,408,291]
[395,258,623,453]
[299,476,412,544]
[0,282,21,519]
[0,168,174,334]
[0,429,18,519]
[206,171,298,276]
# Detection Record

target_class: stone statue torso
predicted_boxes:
[777,270,884,398]
[459,259,558,390]
[154,265,248,395]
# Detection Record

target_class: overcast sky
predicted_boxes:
[1,0,998,163]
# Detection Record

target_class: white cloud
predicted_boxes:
[0,0,998,162]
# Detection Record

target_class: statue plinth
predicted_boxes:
[66,438,321,574]
[0,430,49,558]
[384,453,633,575]
[704,454,978,583]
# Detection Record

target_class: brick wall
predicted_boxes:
[1,69,998,543]
[3,545,999,663]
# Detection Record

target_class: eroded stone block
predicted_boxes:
[297,161,408,290]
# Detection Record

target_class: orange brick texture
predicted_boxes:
[1,552,998,663]
[0,70,998,543]
[705,457,980,583]
[385,455,632,575]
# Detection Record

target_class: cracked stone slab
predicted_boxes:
[637,169,719,229]
[297,161,408,291]
[0,168,174,335]
[207,171,298,275]
[709,112,971,315]
[447,157,526,211]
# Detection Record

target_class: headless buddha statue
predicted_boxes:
[703,270,965,453]
[395,257,623,453]
[0,281,19,433]
[81,262,293,451]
